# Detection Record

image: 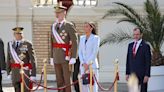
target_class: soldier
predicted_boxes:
[6,27,37,92]
[50,2,78,92]
[0,38,6,92]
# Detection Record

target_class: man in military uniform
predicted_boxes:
[6,27,36,92]
[50,2,78,92]
[0,38,6,92]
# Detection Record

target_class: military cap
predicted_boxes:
[54,2,67,13]
[12,27,24,34]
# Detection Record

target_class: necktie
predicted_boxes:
[15,42,19,50]
[56,23,61,31]
[133,42,137,57]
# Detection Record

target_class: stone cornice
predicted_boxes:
[1,3,164,21]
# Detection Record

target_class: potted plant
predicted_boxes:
[101,0,164,91]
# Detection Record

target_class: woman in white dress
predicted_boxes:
[78,22,100,92]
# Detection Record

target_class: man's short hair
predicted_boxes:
[133,28,143,34]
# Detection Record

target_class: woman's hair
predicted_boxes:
[85,22,97,35]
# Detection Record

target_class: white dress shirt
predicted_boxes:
[15,39,24,47]
[56,19,66,28]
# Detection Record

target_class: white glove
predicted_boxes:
[65,56,70,60]
[7,75,11,79]
[69,58,76,64]
[1,70,6,74]
[50,58,54,66]
[30,76,36,81]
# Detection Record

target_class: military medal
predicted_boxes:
[20,45,28,52]
[19,53,26,60]
[60,30,67,40]
[19,44,26,60]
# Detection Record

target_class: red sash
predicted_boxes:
[11,63,33,89]
[52,43,71,56]
[11,63,32,69]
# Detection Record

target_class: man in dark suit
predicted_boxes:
[126,28,151,92]
[0,38,6,92]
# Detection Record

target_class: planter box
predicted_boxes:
[148,66,164,91]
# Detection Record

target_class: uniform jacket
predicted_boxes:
[51,20,78,64]
[6,39,36,83]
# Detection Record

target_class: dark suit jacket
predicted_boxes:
[126,40,151,82]
[0,38,6,70]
